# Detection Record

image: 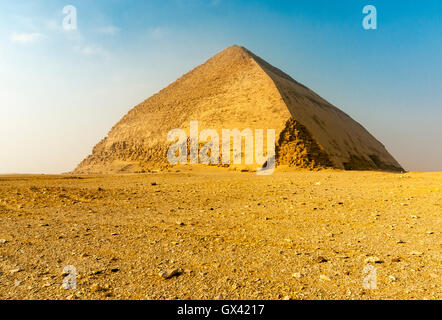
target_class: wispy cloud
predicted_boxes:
[10,32,44,44]
[75,44,110,59]
[98,26,120,35]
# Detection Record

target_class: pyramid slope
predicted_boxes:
[247,48,403,171]
[75,45,403,173]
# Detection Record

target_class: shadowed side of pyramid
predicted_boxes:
[74,45,403,174]
[246,48,404,171]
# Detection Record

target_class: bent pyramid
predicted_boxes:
[75,45,403,173]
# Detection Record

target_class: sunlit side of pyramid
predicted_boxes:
[75,45,403,173]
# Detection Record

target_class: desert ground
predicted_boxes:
[0,167,440,300]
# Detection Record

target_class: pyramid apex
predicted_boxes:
[220,45,250,54]
[208,45,254,63]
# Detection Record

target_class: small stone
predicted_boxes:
[389,275,398,281]
[314,256,328,263]
[111,268,119,273]
[10,268,22,274]
[320,275,331,281]
[159,268,182,279]
[151,182,157,186]
[90,270,104,276]
[292,272,303,279]
[391,258,401,263]
[410,251,424,256]
[397,240,405,244]
[14,280,23,287]
[364,256,383,264]
[0,239,7,244]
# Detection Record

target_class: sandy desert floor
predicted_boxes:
[0,167,440,300]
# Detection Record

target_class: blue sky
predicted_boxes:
[0,0,441,173]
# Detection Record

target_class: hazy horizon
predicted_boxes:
[1,0,441,173]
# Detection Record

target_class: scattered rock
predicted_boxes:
[389,275,398,281]
[10,268,22,274]
[314,256,328,263]
[159,268,183,279]
[320,275,331,281]
[90,270,104,276]
[364,256,383,264]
